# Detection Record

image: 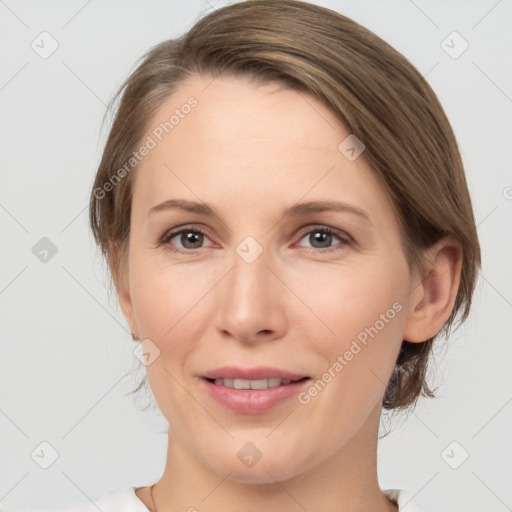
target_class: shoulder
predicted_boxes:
[383,488,431,512]
[0,487,149,512]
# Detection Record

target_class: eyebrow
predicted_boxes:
[148,199,370,221]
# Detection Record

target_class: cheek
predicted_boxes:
[293,260,407,413]
[128,258,212,422]
[129,250,215,340]
[288,260,408,423]
[128,252,226,403]
[289,258,409,353]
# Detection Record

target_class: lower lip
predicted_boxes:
[201,378,311,414]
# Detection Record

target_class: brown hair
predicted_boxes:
[89,0,481,412]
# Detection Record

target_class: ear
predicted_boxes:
[403,236,463,343]
[108,239,138,338]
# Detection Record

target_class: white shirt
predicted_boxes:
[1,487,429,511]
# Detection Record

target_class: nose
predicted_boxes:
[214,244,287,345]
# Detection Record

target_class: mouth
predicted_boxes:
[203,376,310,390]
[200,375,312,414]
[200,368,312,414]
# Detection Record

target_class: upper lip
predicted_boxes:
[202,366,308,381]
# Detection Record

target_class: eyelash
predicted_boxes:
[158,224,353,255]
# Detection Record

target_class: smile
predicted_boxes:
[207,377,307,389]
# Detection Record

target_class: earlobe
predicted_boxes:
[403,237,462,343]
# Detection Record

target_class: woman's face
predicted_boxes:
[120,75,422,483]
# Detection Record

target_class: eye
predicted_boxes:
[296,225,351,252]
[160,226,213,252]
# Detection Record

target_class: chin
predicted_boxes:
[215,464,296,485]
[204,448,307,485]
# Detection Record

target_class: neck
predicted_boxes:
[146,403,397,512]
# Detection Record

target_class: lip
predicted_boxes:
[201,378,311,414]
[201,366,307,381]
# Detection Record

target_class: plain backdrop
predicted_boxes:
[1,1,511,511]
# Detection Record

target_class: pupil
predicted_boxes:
[183,231,202,248]
[312,231,331,248]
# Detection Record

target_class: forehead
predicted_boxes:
[148,75,344,157]
[131,75,395,226]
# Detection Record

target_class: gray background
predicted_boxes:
[1,0,511,510]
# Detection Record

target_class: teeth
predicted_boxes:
[211,377,296,389]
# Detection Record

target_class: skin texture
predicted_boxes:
[115,75,462,512]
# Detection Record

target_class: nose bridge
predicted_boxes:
[215,235,285,341]
[227,236,273,309]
